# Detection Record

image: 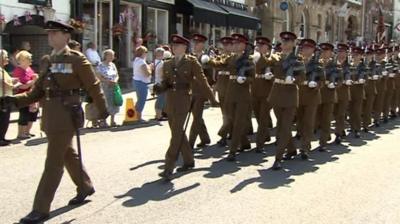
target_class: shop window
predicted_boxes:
[146,7,169,54]
[176,14,183,35]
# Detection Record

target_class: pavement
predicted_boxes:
[1,92,400,224]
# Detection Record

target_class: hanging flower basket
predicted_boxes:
[112,24,125,36]
[69,18,86,33]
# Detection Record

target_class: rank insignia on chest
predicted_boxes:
[50,63,73,74]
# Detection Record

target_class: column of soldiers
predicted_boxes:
[4,24,400,222]
[156,31,400,180]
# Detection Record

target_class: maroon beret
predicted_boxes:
[300,39,316,48]
[231,33,248,44]
[191,33,208,42]
[171,34,190,45]
[280,31,297,41]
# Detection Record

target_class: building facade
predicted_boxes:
[255,0,365,44]
[0,0,70,67]
[362,0,394,43]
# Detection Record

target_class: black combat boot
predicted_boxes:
[19,211,49,224]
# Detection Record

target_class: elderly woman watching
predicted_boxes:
[96,49,120,127]
[12,50,39,139]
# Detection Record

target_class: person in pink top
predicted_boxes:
[12,50,39,139]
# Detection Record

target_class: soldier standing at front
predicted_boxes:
[252,37,274,153]
[317,43,338,151]
[349,46,366,138]
[157,35,218,180]
[334,43,352,144]
[296,39,322,159]
[188,34,212,148]
[0,21,108,224]
[268,32,305,170]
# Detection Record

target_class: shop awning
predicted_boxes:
[177,0,228,27]
[217,4,260,30]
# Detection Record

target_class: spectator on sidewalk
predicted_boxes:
[153,47,166,121]
[13,50,39,140]
[85,42,101,66]
[0,49,21,146]
[96,49,120,127]
[133,46,152,120]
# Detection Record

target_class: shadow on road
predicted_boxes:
[23,120,164,147]
[13,203,86,224]
[25,137,48,146]
[230,143,351,192]
[114,180,200,207]
[129,160,164,171]
[229,119,399,192]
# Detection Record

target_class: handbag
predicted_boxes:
[113,84,123,106]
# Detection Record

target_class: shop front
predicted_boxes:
[175,0,260,45]
[0,0,70,70]
[81,0,174,68]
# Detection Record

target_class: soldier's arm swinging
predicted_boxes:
[192,59,218,104]
[73,54,107,116]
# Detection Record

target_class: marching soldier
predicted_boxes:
[211,34,254,161]
[0,21,108,224]
[268,32,305,169]
[214,37,234,146]
[383,46,396,122]
[226,34,254,160]
[349,46,366,138]
[252,36,273,153]
[362,46,378,132]
[317,43,338,151]
[157,34,218,180]
[334,43,352,144]
[188,33,211,148]
[392,46,400,116]
[296,39,322,159]
[373,47,389,127]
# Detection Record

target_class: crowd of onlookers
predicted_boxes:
[0,39,173,146]
[1,42,39,146]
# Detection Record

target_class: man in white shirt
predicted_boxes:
[85,42,101,66]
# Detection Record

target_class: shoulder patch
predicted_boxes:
[187,55,197,61]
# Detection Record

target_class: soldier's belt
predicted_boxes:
[46,89,82,99]
[274,78,294,85]
[255,74,265,79]
[229,75,238,80]
[218,71,230,76]
[353,81,364,85]
[171,83,190,91]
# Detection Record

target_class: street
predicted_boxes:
[1,95,400,224]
